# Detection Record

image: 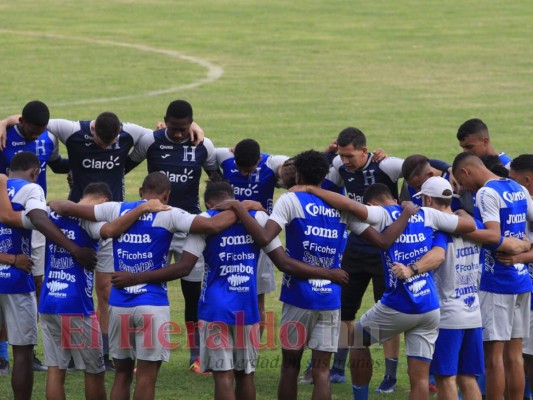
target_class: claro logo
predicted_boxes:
[82,156,120,169]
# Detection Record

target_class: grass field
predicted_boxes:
[1,0,532,398]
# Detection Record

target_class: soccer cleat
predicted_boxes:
[429,382,438,393]
[32,352,48,372]
[189,357,210,375]
[329,370,346,384]
[0,357,10,376]
[375,374,397,394]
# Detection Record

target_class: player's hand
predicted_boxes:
[111,271,138,288]
[392,262,413,279]
[73,247,97,271]
[495,253,522,266]
[325,140,338,154]
[13,254,33,274]
[0,119,8,150]
[498,236,531,255]
[447,168,461,193]
[371,148,388,162]
[327,269,349,286]
[400,201,419,216]
[156,121,166,130]
[189,122,204,146]
[141,199,171,213]
[241,200,265,212]
[212,199,240,211]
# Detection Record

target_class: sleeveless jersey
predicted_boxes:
[198,210,262,325]
[39,211,101,315]
[0,126,57,195]
[475,179,532,294]
[276,192,347,310]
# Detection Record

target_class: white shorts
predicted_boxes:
[480,291,530,341]
[0,292,38,345]
[357,301,440,360]
[95,239,114,273]
[279,303,340,353]
[109,305,170,362]
[169,232,204,282]
[41,313,104,374]
[31,230,45,276]
[199,320,259,374]
[523,307,533,355]
[257,250,276,295]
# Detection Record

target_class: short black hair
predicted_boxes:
[456,118,488,141]
[141,172,171,195]
[82,182,112,200]
[9,151,40,172]
[234,139,260,169]
[293,150,330,186]
[336,127,366,149]
[362,183,393,205]
[480,155,508,178]
[204,181,234,204]
[165,100,193,120]
[22,100,49,127]
[511,154,533,173]
[452,152,482,175]
[401,154,430,181]
[95,112,121,145]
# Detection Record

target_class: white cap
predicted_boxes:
[413,176,453,199]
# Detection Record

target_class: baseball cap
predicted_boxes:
[413,176,453,199]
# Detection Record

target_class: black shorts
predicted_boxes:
[340,246,385,321]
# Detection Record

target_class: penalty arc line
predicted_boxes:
[0,30,224,109]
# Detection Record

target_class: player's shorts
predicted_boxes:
[31,230,45,276]
[41,313,104,374]
[279,303,340,353]
[257,250,276,295]
[109,305,170,362]
[430,328,484,376]
[480,291,530,341]
[523,309,533,355]
[0,292,38,346]
[169,232,204,282]
[357,301,440,360]
[340,247,384,321]
[95,239,114,273]
[199,320,259,374]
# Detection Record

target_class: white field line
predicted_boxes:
[0,30,224,108]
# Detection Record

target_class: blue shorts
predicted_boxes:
[430,327,484,376]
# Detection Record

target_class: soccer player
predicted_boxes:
[111,180,350,400]
[218,150,417,400]
[49,172,241,400]
[456,118,512,168]
[292,180,476,400]
[126,100,220,372]
[0,151,96,400]
[452,152,533,400]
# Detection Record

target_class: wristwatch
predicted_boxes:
[409,263,419,275]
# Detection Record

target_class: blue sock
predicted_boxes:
[524,376,531,398]
[384,357,398,379]
[0,341,8,360]
[332,347,348,375]
[352,384,369,400]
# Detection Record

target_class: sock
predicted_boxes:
[352,384,369,400]
[524,377,531,398]
[332,347,349,374]
[0,341,8,361]
[102,334,109,358]
[189,329,200,364]
[384,357,398,379]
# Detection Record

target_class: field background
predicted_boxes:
[1,0,532,398]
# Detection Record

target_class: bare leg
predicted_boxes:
[85,371,107,400]
[435,375,459,400]
[12,344,34,400]
[407,357,430,400]
[503,338,525,400]
[110,358,134,400]
[311,350,332,400]
[258,294,265,338]
[235,370,255,400]
[213,370,236,400]
[46,366,66,400]
[484,341,505,400]
[132,360,161,400]
[278,348,304,400]
[456,374,482,400]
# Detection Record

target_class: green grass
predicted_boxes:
[1,0,532,398]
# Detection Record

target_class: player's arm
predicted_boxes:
[0,174,24,228]
[99,200,171,239]
[291,185,370,220]
[189,211,237,235]
[266,246,348,285]
[497,244,533,266]
[189,122,204,146]
[49,201,98,221]
[0,115,21,150]
[48,156,70,174]
[0,253,33,274]
[361,202,419,249]
[392,236,447,280]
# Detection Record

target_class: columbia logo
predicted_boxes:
[227,275,250,287]
[308,279,331,288]
[408,280,426,293]
[46,281,68,293]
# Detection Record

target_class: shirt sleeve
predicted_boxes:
[379,157,404,182]
[81,220,106,240]
[365,206,392,231]
[128,132,154,163]
[432,231,449,250]
[21,184,47,213]
[215,148,234,167]
[323,156,344,188]
[269,193,296,231]
[476,186,502,224]
[202,138,218,171]
[168,207,197,233]
[94,202,121,222]
[266,155,289,176]
[182,233,207,258]
[523,186,533,222]
[255,211,282,252]
[423,207,459,233]
[122,123,152,145]
[46,119,80,144]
